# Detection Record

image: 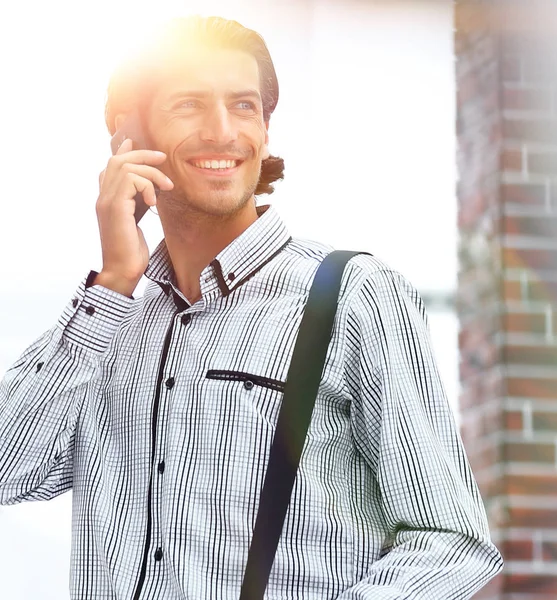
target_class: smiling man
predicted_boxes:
[0,15,502,600]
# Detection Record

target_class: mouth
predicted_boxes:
[186,158,244,176]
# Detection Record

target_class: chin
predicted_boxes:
[160,185,256,218]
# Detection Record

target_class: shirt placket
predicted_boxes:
[134,308,188,600]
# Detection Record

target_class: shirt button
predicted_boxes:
[85,306,95,316]
[165,377,175,389]
[158,461,165,474]
[36,362,44,373]
[181,314,192,326]
[244,380,255,390]
[72,298,78,308]
[228,272,236,282]
[154,548,163,562]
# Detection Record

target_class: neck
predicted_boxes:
[158,197,259,303]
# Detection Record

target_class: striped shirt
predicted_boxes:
[0,205,502,599]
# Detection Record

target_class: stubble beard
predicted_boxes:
[158,173,259,229]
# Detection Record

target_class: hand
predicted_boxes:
[94,138,174,296]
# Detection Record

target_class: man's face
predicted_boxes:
[146,46,269,217]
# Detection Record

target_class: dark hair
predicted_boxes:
[105,16,284,195]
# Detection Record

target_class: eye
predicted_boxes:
[235,100,256,111]
[176,99,201,110]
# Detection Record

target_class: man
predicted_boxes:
[0,15,502,600]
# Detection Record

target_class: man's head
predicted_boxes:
[105,16,284,218]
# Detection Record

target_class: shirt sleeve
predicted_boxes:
[339,267,503,599]
[0,273,135,505]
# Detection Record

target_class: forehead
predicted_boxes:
[152,46,261,100]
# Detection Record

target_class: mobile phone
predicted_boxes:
[110,111,153,223]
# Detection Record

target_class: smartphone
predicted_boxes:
[110,111,153,223]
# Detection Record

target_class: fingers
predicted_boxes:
[111,147,167,167]
[120,164,174,192]
[99,148,174,208]
[116,137,133,155]
[126,173,158,207]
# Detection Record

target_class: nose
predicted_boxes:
[199,103,238,145]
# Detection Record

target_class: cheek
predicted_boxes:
[153,117,191,150]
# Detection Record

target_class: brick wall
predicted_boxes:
[455,1,557,598]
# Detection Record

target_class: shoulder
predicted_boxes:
[338,253,428,326]
[282,238,420,300]
[281,238,425,319]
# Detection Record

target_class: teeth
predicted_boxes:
[192,159,238,170]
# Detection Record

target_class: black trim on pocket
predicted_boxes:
[206,370,285,393]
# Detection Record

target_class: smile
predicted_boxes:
[186,158,244,176]
[191,159,240,169]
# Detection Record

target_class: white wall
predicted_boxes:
[0,1,456,597]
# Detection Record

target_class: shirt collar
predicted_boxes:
[145,204,292,302]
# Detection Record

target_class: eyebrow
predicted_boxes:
[167,89,262,102]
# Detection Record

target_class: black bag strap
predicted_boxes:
[239,250,365,600]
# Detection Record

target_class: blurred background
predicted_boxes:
[1,0,554,598]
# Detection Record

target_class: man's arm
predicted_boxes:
[0,276,134,505]
[340,265,503,599]
[0,135,172,504]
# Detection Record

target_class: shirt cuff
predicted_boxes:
[57,271,136,354]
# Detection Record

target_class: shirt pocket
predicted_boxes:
[205,369,286,426]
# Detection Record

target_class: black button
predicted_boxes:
[154,548,163,561]
[165,377,175,389]
[72,298,78,308]
[85,306,95,316]
[158,461,165,474]
[181,314,192,326]
[36,362,44,373]
[244,380,255,390]
[228,272,236,282]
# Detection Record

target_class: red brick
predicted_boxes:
[504,441,555,463]
[504,345,557,367]
[506,473,557,496]
[503,280,557,302]
[503,87,552,111]
[503,281,525,302]
[527,281,557,303]
[502,182,546,205]
[503,119,557,144]
[507,506,557,528]
[501,538,534,560]
[508,377,557,400]
[502,149,523,171]
[503,247,557,270]
[504,410,523,431]
[541,541,557,561]
[503,312,545,334]
[506,574,557,594]
[502,215,557,237]
[532,411,557,431]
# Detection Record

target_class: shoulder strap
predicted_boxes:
[239,250,365,600]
